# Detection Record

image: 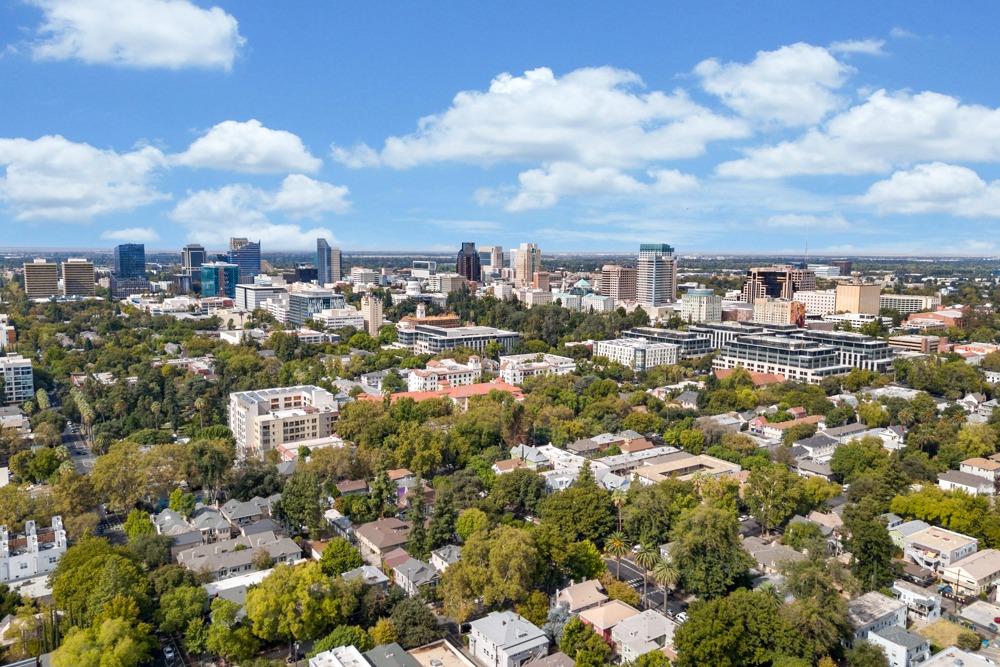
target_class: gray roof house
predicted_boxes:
[430,545,461,573]
[220,495,280,526]
[176,531,300,581]
[342,564,390,591]
[468,611,549,667]
[364,643,421,667]
[610,609,676,664]
[392,557,438,597]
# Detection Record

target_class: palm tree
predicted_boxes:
[605,531,631,579]
[634,544,660,609]
[611,487,628,532]
[652,557,679,613]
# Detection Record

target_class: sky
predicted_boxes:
[2,2,1000,256]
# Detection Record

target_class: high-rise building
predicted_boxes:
[228,238,261,284]
[114,244,146,279]
[741,265,816,303]
[753,298,806,326]
[514,243,541,287]
[0,355,34,405]
[681,288,722,323]
[361,294,384,336]
[317,238,333,284]
[200,262,241,298]
[456,242,482,282]
[532,272,550,291]
[636,244,677,306]
[61,259,95,297]
[287,287,345,326]
[835,282,881,315]
[23,259,59,299]
[330,247,342,282]
[600,265,638,302]
[490,245,503,271]
[832,260,853,276]
[181,244,206,272]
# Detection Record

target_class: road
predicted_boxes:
[61,422,96,474]
[604,556,687,617]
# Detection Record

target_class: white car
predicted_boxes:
[676,612,688,624]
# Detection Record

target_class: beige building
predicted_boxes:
[228,385,338,460]
[753,298,806,326]
[681,288,722,323]
[836,282,881,314]
[600,265,637,302]
[793,289,837,315]
[879,293,940,315]
[514,243,542,288]
[636,244,677,306]
[61,258,96,297]
[360,294,384,336]
[23,259,58,299]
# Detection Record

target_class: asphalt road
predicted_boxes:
[604,557,687,617]
[62,423,96,474]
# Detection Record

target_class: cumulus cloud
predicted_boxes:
[332,66,747,169]
[694,43,853,126]
[718,89,1000,178]
[0,135,167,220]
[856,162,1000,217]
[101,226,160,242]
[829,39,886,55]
[174,119,321,173]
[170,175,349,249]
[28,0,244,70]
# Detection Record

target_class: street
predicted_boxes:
[61,422,96,474]
[603,557,687,618]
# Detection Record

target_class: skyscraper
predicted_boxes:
[23,259,59,299]
[317,238,333,284]
[228,238,261,285]
[600,265,637,302]
[456,242,482,282]
[636,244,677,307]
[741,265,816,304]
[514,243,541,287]
[200,262,241,298]
[490,245,503,271]
[61,259,96,297]
[330,247,342,282]
[114,244,146,278]
[182,244,206,272]
[361,294,384,336]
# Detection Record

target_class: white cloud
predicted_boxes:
[829,39,886,56]
[763,213,851,229]
[856,162,1000,217]
[174,119,321,173]
[718,89,1000,178]
[29,0,244,70]
[170,175,349,249]
[889,27,917,39]
[101,226,160,242]
[332,66,747,169]
[0,135,167,220]
[428,219,502,234]
[694,43,852,126]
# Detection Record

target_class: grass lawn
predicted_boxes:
[918,619,967,649]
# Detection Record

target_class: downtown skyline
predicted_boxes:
[3,2,1000,255]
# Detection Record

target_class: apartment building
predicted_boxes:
[681,288,722,323]
[360,294,384,336]
[848,592,907,643]
[793,289,837,315]
[903,525,978,571]
[23,259,59,299]
[408,357,483,391]
[622,327,714,358]
[395,323,520,355]
[792,330,895,373]
[714,335,851,385]
[600,265,637,302]
[836,282,881,314]
[61,259,96,297]
[0,517,67,583]
[941,549,1000,596]
[879,293,940,315]
[887,334,945,354]
[594,338,679,371]
[753,298,806,326]
[313,307,365,330]
[0,355,34,405]
[229,386,339,461]
[499,353,577,384]
[468,611,549,667]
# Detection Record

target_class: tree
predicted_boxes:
[745,463,801,534]
[515,590,550,627]
[311,625,374,656]
[123,509,155,542]
[245,562,356,644]
[651,557,679,613]
[390,598,441,649]
[369,618,397,646]
[488,468,546,516]
[560,617,611,666]
[206,598,259,665]
[605,531,631,578]
[671,506,753,599]
[158,585,207,634]
[168,488,196,518]
[538,463,615,546]
[634,543,660,606]
[830,438,889,484]
[426,487,457,551]
[278,470,323,533]
[320,538,364,576]
[456,507,489,541]
[847,519,896,592]
[845,641,888,667]
[631,651,672,667]
[127,533,172,569]
[51,617,155,667]
[52,537,152,628]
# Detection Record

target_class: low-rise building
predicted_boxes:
[714,335,850,385]
[902,525,978,571]
[396,323,520,355]
[610,609,676,664]
[498,353,577,385]
[467,611,549,667]
[176,531,301,581]
[938,470,995,496]
[408,357,483,392]
[847,591,907,642]
[392,557,438,597]
[634,452,742,485]
[578,600,641,642]
[430,545,461,573]
[890,579,942,622]
[593,338,679,371]
[555,579,608,614]
[622,327,713,358]
[355,518,412,565]
[867,626,930,667]
[309,645,370,667]
[941,548,1000,596]
[0,517,66,584]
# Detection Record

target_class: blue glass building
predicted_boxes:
[201,262,241,298]
[113,244,146,278]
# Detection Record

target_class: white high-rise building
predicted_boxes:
[0,355,33,405]
[229,386,338,461]
[681,288,722,323]
[636,244,677,307]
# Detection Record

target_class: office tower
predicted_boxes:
[200,262,241,298]
[832,260,853,276]
[411,261,437,279]
[330,247,342,282]
[283,264,318,284]
[23,259,59,299]
[478,247,491,270]
[360,294,384,336]
[600,265,637,301]
[456,242,482,282]
[531,272,550,291]
[61,259,95,297]
[228,238,261,284]
[835,282,881,315]
[288,287,343,326]
[317,238,333,284]
[636,244,677,307]
[114,243,146,278]
[741,265,816,304]
[514,243,541,287]
[490,245,503,271]
[681,288,722,323]
[182,244,206,272]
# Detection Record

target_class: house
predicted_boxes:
[941,548,1000,596]
[176,531,301,581]
[392,557,438,597]
[847,592,907,642]
[220,495,280,527]
[821,422,869,442]
[430,545,461,573]
[792,432,839,462]
[524,653,574,667]
[672,391,700,411]
[902,525,978,571]
[510,444,549,470]
[750,414,825,440]
[388,469,416,486]
[960,457,1000,484]
[335,479,369,496]
[938,470,995,496]
[382,548,411,571]
[867,626,931,667]
[890,579,941,622]
[467,611,549,667]
[958,600,1000,638]
[355,518,412,565]
[742,536,806,575]
[491,459,526,475]
[341,565,389,592]
[323,509,354,540]
[364,642,421,667]
[610,609,676,664]
[888,520,930,549]
[923,647,994,667]
[408,639,479,667]
[309,645,369,667]
[578,600,641,642]
[0,517,67,584]
[555,579,608,614]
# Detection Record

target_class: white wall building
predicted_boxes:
[0,355,33,405]
[594,338,679,372]
[581,294,615,312]
[793,289,837,315]
[0,517,66,584]
[235,283,287,312]
[681,288,722,323]
[408,357,483,392]
[229,386,338,461]
[848,592,907,642]
[867,627,930,667]
[467,611,548,667]
[313,307,365,331]
[879,293,941,315]
[499,353,577,385]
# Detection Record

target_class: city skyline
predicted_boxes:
[3,3,1000,256]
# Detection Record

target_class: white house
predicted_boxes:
[467,611,549,667]
[867,626,931,667]
[610,609,676,664]
[938,470,995,496]
[0,517,67,584]
[847,592,907,642]
[891,579,941,622]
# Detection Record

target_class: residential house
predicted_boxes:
[510,445,549,470]
[555,579,608,614]
[902,525,978,571]
[891,579,942,622]
[938,470,995,496]
[430,545,461,573]
[923,647,994,667]
[0,517,67,584]
[176,531,301,581]
[610,609,676,664]
[220,495,280,527]
[492,459,527,475]
[847,592,907,642]
[941,548,1000,596]
[323,509,354,540]
[341,564,390,592]
[524,654,574,667]
[309,645,370,667]
[364,642,422,667]
[672,391,700,411]
[749,414,824,440]
[382,548,411,571]
[354,518,412,565]
[960,457,1000,484]
[335,479,368,496]
[467,611,549,667]
[578,600,641,642]
[742,536,806,575]
[392,557,438,597]
[889,520,930,549]
[867,626,931,667]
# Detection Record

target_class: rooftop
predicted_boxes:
[847,592,906,629]
[578,600,641,631]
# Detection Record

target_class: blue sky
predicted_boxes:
[2,1,1000,255]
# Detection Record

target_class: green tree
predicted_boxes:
[319,537,364,576]
[311,624,374,656]
[123,509,155,542]
[426,487,457,551]
[560,617,611,666]
[369,617,397,646]
[52,537,152,628]
[515,590,550,627]
[456,507,489,541]
[158,585,207,634]
[652,557,679,613]
[745,463,801,534]
[671,506,753,599]
[51,617,155,667]
[245,562,356,644]
[390,597,442,649]
[845,641,888,667]
[168,488,196,518]
[206,598,259,664]
[605,531,631,578]
[538,463,615,546]
[278,470,324,533]
[634,543,660,606]
[847,519,896,592]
